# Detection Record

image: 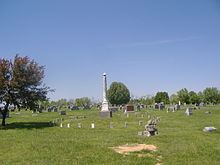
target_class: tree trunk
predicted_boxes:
[1,112,6,126]
[1,103,9,126]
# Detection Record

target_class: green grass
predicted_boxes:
[0,106,220,165]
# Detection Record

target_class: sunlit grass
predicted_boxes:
[0,106,220,164]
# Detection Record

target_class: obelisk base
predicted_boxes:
[100,111,112,118]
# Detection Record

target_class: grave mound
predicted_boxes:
[110,144,157,154]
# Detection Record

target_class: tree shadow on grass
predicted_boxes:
[0,122,56,130]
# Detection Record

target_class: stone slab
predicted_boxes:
[100,111,112,118]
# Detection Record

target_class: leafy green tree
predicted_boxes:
[139,95,155,105]
[177,88,190,104]
[107,82,130,106]
[56,98,68,109]
[75,97,91,108]
[170,94,179,104]
[155,92,169,104]
[197,91,204,103]
[189,91,199,104]
[0,55,51,126]
[203,87,220,104]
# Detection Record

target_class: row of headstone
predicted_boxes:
[167,104,181,112]
[125,113,150,119]
[57,121,145,128]
[154,103,165,110]
[69,115,86,119]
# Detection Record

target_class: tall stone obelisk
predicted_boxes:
[100,73,112,118]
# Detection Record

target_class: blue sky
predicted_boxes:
[0,0,220,101]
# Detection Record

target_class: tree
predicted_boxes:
[154,92,169,104]
[203,87,220,104]
[107,82,130,106]
[75,97,91,109]
[56,98,68,109]
[177,88,190,104]
[170,94,179,104]
[139,95,155,105]
[189,91,199,104]
[0,55,51,126]
[197,91,204,103]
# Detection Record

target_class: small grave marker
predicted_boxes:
[91,123,95,129]
[67,123,70,128]
[109,122,114,129]
[60,123,63,128]
[138,131,143,136]
[124,122,128,128]
[203,127,217,132]
[78,123,82,128]
[185,108,193,116]
[139,121,143,126]
[60,111,66,115]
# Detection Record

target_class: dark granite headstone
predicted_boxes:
[126,105,134,112]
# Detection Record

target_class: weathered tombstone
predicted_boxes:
[154,103,164,110]
[203,127,217,132]
[174,104,180,110]
[53,107,58,112]
[139,121,143,126]
[70,105,79,110]
[109,122,114,129]
[138,131,143,136]
[124,122,128,128]
[67,123,70,128]
[78,123,82,128]
[91,123,95,129]
[136,104,141,111]
[199,102,205,107]
[143,118,158,137]
[60,123,63,128]
[167,106,175,112]
[110,107,118,112]
[185,108,193,116]
[60,111,66,115]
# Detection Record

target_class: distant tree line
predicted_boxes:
[43,86,220,110]
[131,87,220,105]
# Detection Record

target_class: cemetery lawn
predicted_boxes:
[0,106,220,165]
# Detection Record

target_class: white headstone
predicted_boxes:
[91,123,95,129]
[60,123,63,128]
[67,123,70,128]
[203,126,217,132]
[78,123,81,128]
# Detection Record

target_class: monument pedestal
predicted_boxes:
[100,111,112,118]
